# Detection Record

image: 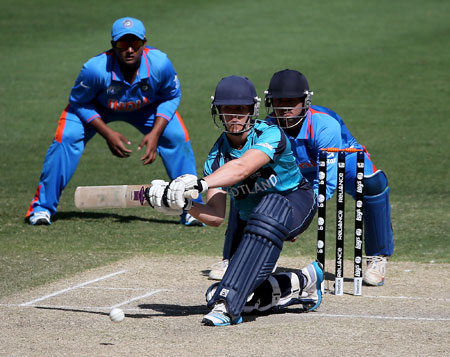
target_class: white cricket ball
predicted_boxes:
[109,308,125,322]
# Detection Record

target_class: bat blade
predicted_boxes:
[74,185,199,209]
[74,185,151,209]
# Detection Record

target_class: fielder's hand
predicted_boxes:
[105,130,132,158]
[165,175,208,210]
[145,180,182,216]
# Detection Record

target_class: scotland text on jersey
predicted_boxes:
[227,174,277,197]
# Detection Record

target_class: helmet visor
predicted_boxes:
[212,103,260,134]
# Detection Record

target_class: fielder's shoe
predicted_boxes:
[180,212,205,227]
[363,256,387,286]
[202,301,242,327]
[29,211,51,225]
[208,259,278,281]
[208,259,229,280]
[298,261,324,312]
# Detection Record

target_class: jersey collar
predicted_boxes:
[111,47,150,83]
[297,108,312,139]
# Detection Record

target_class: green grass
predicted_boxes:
[0,0,449,298]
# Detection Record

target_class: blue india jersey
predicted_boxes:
[68,46,181,124]
[267,105,365,200]
[203,121,304,220]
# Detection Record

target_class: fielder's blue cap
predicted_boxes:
[111,17,146,42]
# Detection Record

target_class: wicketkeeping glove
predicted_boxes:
[145,180,183,216]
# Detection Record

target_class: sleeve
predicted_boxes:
[203,149,225,191]
[154,55,181,122]
[203,140,227,190]
[251,125,286,161]
[68,62,103,124]
[312,117,342,200]
[203,144,221,177]
[265,114,276,125]
[203,157,212,177]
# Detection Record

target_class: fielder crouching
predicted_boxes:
[146,75,323,326]
[25,17,203,227]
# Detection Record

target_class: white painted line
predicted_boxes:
[362,295,450,302]
[19,270,128,306]
[0,303,145,312]
[312,312,450,322]
[111,289,163,308]
[80,286,150,291]
[323,293,450,302]
[1,303,449,322]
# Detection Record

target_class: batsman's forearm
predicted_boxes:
[204,160,252,188]
[188,203,224,227]
[204,149,271,188]
[188,189,227,227]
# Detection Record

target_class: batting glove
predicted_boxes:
[175,174,209,194]
[164,181,192,210]
[164,175,208,210]
[145,180,182,216]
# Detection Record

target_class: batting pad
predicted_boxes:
[208,194,292,318]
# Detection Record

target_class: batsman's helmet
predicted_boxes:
[211,76,261,134]
[264,69,313,129]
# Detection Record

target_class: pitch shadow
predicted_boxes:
[36,306,110,316]
[52,211,179,225]
[138,303,208,317]
[35,304,313,323]
[35,305,168,319]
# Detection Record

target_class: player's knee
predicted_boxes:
[245,194,292,249]
[172,130,186,144]
[161,122,188,145]
[364,170,388,196]
[62,132,83,147]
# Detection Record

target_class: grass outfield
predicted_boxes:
[0,0,449,298]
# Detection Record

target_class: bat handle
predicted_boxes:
[184,190,199,200]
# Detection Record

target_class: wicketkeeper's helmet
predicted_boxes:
[264,69,313,129]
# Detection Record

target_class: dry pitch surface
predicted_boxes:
[1,256,449,356]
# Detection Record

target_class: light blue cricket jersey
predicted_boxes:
[203,121,303,220]
[267,105,364,200]
[68,46,181,124]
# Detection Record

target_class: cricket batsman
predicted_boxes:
[147,75,323,326]
[26,17,203,226]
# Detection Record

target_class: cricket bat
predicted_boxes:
[74,185,198,209]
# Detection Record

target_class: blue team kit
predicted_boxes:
[27,45,199,218]
[268,105,393,256]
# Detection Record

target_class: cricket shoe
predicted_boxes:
[363,255,387,286]
[29,211,51,225]
[180,212,205,227]
[208,259,278,281]
[202,301,242,327]
[298,261,323,312]
[208,259,229,280]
